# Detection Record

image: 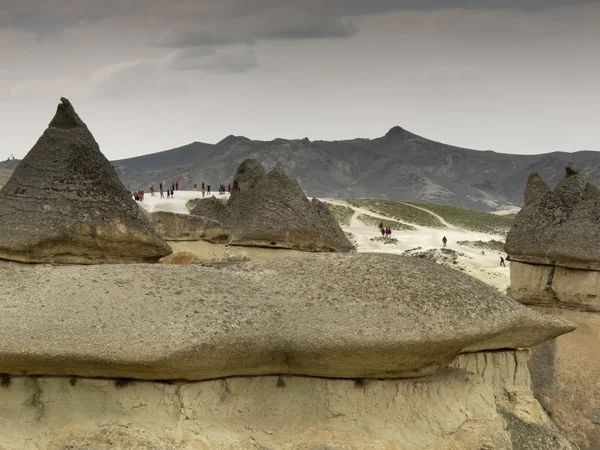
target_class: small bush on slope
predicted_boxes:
[344,199,444,228]
[404,201,514,234]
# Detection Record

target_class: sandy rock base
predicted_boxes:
[0,351,573,450]
[529,307,600,449]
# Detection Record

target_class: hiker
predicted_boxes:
[207,184,211,195]
[171,188,174,198]
[160,188,164,199]
[201,187,206,198]
[150,185,155,197]
[133,192,139,201]
[442,236,447,247]
[379,221,383,230]
[380,227,385,237]
[159,182,162,191]
[387,227,392,238]
[176,181,179,191]
[500,256,506,267]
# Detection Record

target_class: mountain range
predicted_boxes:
[2,127,598,211]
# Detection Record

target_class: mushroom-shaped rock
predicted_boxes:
[0,98,171,264]
[146,211,229,243]
[0,253,574,380]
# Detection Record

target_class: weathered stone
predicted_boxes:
[146,211,229,242]
[229,158,265,203]
[227,165,352,252]
[0,351,576,450]
[547,182,600,270]
[188,196,231,225]
[189,160,352,252]
[528,307,600,450]
[510,261,600,312]
[160,251,203,265]
[0,253,574,381]
[0,98,171,264]
[167,240,227,264]
[506,166,600,269]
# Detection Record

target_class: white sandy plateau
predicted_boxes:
[137,191,510,292]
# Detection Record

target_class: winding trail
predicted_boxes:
[399,202,455,229]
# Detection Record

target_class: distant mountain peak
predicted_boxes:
[385,126,407,137]
[217,135,250,146]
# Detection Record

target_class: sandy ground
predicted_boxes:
[136,191,510,292]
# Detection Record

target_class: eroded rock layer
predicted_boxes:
[0,253,573,381]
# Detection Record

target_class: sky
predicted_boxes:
[0,1,599,161]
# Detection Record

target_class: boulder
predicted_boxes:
[0,98,171,264]
[189,160,353,252]
[0,253,574,381]
[146,211,229,243]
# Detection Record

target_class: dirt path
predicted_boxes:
[399,202,455,229]
[321,198,423,230]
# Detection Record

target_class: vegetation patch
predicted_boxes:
[323,202,355,226]
[457,240,505,252]
[370,236,399,245]
[357,214,416,231]
[344,199,445,228]
[404,201,514,234]
[411,248,468,270]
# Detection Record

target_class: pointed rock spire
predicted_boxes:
[0,98,172,264]
[523,172,550,206]
[229,158,266,204]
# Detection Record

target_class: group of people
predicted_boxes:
[378,221,393,238]
[133,190,144,201]
[218,184,231,195]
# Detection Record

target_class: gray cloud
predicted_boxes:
[163,46,258,72]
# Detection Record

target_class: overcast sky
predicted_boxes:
[0,1,598,161]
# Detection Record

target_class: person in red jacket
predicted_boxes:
[227,184,231,193]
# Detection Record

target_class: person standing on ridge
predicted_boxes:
[380,227,385,237]
[150,185,155,197]
[442,236,447,247]
[227,183,231,193]
[500,256,506,267]
[207,185,211,195]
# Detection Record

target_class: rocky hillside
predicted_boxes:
[0,168,11,189]
[4,126,598,211]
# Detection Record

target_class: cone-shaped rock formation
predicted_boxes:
[0,98,172,264]
[505,166,600,269]
[189,159,353,252]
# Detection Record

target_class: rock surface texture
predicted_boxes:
[0,351,575,449]
[0,253,573,381]
[505,166,600,449]
[0,98,171,264]
[188,159,353,252]
[146,211,229,242]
